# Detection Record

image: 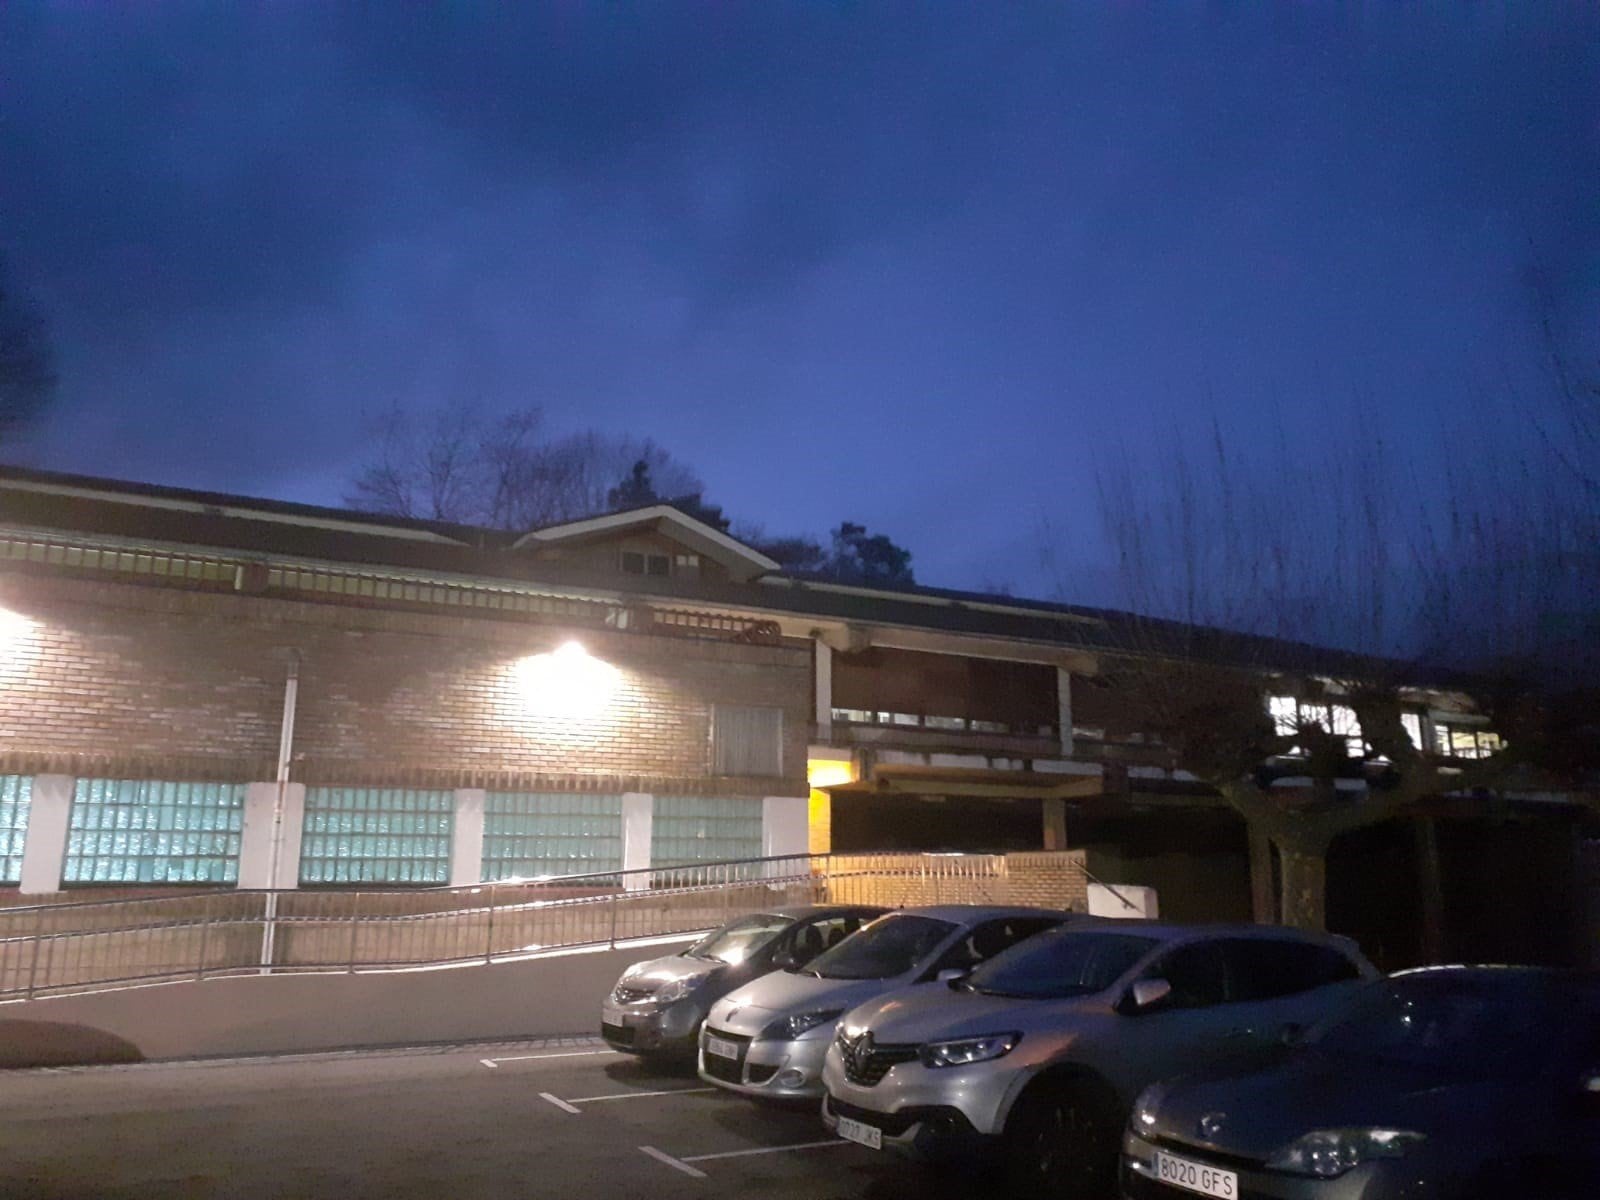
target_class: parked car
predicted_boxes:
[821,920,1375,1199]
[600,904,885,1059]
[1121,965,1600,1200]
[699,905,1069,1100]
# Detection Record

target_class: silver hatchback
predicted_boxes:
[699,906,1068,1101]
[821,921,1375,1199]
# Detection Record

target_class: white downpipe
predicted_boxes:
[260,654,300,972]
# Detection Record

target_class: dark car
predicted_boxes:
[600,904,884,1059]
[1122,965,1600,1200]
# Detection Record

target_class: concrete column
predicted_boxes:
[762,795,809,861]
[814,639,833,741]
[1057,667,1075,758]
[19,774,73,895]
[621,792,652,891]
[450,789,487,887]
[239,781,307,889]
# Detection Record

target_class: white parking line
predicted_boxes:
[479,1049,622,1068]
[539,1092,583,1114]
[639,1145,708,1178]
[681,1140,851,1163]
[567,1087,718,1103]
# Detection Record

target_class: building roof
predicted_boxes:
[0,463,1450,682]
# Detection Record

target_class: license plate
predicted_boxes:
[1155,1150,1238,1199]
[704,1035,740,1060]
[836,1116,882,1150]
[600,1004,624,1025]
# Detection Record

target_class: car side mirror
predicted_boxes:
[936,968,969,983]
[771,945,801,970]
[1129,978,1173,1012]
[1576,1069,1600,1108]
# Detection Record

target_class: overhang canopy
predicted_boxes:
[824,765,1104,800]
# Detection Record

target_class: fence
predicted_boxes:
[0,850,1093,999]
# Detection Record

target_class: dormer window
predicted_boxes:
[621,551,671,577]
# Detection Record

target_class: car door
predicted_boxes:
[1216,937,1367,1043]
[1111,938,1254,1092]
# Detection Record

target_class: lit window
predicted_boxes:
[299,787,453,885]
[1432,723,1502,760]
[1267,696,1364,755]
[1401,713,1423,749]
[64,780,244,884]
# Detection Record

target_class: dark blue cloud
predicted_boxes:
[0,3,1595,596]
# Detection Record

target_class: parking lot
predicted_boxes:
[0,1037,979,1200]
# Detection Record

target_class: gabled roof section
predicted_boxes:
[512,504,781,581]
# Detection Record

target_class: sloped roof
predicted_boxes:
[512,503,780,577]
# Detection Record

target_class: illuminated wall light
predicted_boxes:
[512,640,619,720]
[0,607,38,676]
[807,758,857,789]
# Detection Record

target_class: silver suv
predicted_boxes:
[700,906,1068,1101]
[820,920,1375,1199]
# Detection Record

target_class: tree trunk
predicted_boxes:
[1414,817,1445,964]
[1248,826,1276,924]
[1276,844,1328,932]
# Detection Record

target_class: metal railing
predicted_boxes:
[0,850,1093,1000]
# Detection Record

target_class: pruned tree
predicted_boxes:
[0,256,57,444]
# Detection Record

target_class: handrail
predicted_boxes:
[0,849,1093,1000]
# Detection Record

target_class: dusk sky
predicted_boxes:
[3,4,1596,601]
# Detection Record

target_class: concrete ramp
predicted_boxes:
[0,936,694,1065]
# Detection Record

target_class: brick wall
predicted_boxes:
[0,573,810,796]
[820,850,1088,911]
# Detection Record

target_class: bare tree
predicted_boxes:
[346,399,706,531]
[1082,412,1590,934]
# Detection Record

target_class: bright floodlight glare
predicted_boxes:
[0,608,35,662]
[514,641,618,719]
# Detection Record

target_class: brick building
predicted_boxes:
[0,466,1584,968]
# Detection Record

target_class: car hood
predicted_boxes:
[616,953,725,993]
[1147,1051,1511,1161]
[838,982,1097,1043]
[710,971,907,1036]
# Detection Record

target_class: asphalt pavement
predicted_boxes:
[0,1037,981,1199]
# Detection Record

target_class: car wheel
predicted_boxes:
[1003,1083,1118,1200]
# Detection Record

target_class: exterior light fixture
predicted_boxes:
[0,607,37,671]
[513,640,618,719]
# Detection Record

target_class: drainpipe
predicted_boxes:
[260,653,300,972]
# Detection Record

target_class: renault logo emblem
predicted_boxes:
[1198,1112,1227,1139]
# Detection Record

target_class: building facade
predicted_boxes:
[0,466,1583,970]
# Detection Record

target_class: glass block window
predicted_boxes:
[652,795,762,866]
[0,775,31,883]
[300,787,453,885]
[481,792,623,881]
[64,779,244,885]
[712,705,784,776]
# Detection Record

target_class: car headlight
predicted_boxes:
[917,1032,1021,1069]
[1266,1128,1426,1178]
[1131,1082,1166,1133]
[653,974,710,1005]
[761,1009,846,1041]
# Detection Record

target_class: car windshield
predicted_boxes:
[1305,976,1548,1078]
[963,929,1158,999]
[685,913,792,965]
[808,914,958,980]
